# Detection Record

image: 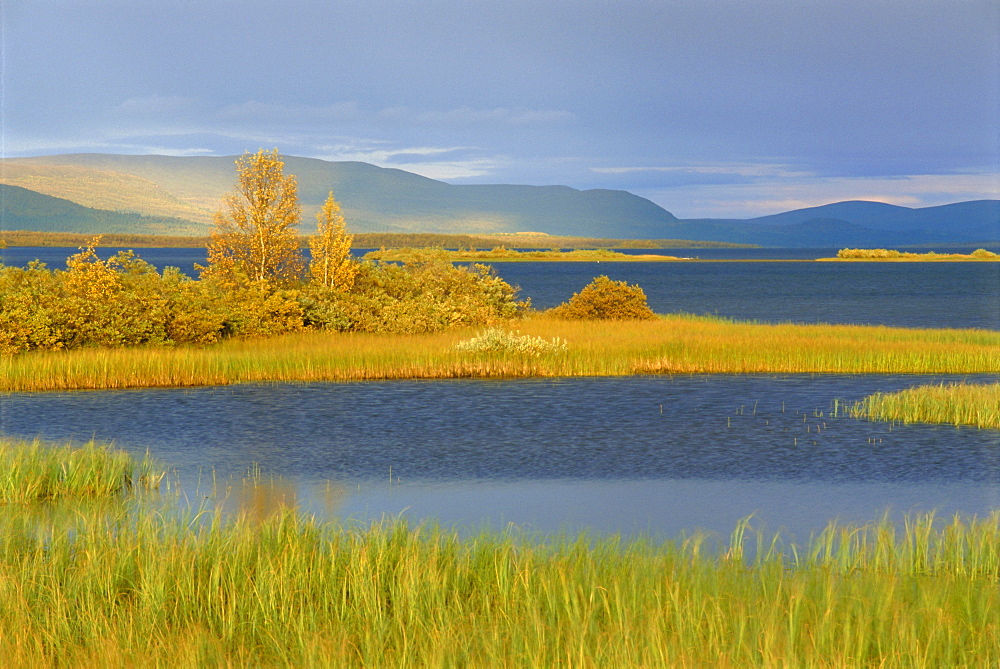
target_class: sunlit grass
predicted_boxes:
[2,314,997,391]
[0,501,996,666]
[0,438,156,503]
[852,382,1000,429]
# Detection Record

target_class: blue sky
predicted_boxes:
[2,0,998,218]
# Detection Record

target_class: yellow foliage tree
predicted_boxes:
[201,149,304,287]
[309,191,357,291]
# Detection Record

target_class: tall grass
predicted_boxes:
[0,438,154,503]
[852,382,1000,429]
[0,504,996,666]
[2,315,997,391]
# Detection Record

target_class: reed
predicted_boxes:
[852,382,1000,429]
[0,438,154,503]
[0,503,996,666]
[2,314,997,391]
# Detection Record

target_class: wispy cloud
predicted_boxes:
[314,142,500,179]
[591,163,813,179]
[217,101,364,123]
[114,95,199,116]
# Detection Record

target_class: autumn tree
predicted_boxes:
[201,149,305,287]
[309,190,357,291]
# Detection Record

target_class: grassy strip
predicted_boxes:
[852,382,1000,429]
[821,248,1000,261]
[0,506,996,666]
[0,230,755,250]
[364,247,687,262]
[2,315,997,391]
[0,439,151,502]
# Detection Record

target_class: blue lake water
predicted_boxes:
[4,246,997,329]
[2,375,997,541]
[2,245,998,540]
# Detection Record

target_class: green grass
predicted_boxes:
[0,438,157,503]
[0,499,996,666]
[1,315,996,391]
[852,382,1000,429]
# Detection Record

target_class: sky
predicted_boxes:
[2,0,998,219]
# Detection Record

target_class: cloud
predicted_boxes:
[314,142,500,179]
[217,101,363,123]
[113,95,199,116]
[410,106,575,126]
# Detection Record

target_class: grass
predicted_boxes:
[364,246,688,262]
[822,248,1000,261]
[0,493,996,666]
[852,382,1000,429]
[1,314,997,391]
[0,438,157,503]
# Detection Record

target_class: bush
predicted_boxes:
[548,275,655,320]
[0,245,529,354]
[301,257,528,334]
[972,248,997,258]
[454,328,567,356]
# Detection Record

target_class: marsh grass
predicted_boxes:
[0,502,996,666]
[0,438,156,503]
[827,248,1000,261]
[2,315,997,391]
[852,382,1000,429]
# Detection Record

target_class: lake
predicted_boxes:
[2,245,997,541]
[2,375,997,541]
[4,245,998,329]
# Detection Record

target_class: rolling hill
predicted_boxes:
[2,153,997,245]
[1,154,680,239]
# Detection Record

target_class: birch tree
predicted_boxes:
[309,190,357,291]
[202,149,304,287]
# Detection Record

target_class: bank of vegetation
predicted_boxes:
[826,248,999,261]
[0,441,996,666]
[2,316,996,392]
[852,382,1000,430]
[365,247,686,262]
[0,229,755,250]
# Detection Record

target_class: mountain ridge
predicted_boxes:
[2,154,997,246]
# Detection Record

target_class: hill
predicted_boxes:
[1,154,680,239]
[0,184,209,236]
[2,154,997,245]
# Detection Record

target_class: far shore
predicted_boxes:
[818,249,999,262]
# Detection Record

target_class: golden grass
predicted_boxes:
[0,438,153,503]
[852,382,1000,429]
[0,503,996,667]
[364,247,686,262]
[821,248,1000,261]
[1,315,997,391]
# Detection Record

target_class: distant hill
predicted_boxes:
[0,184,209,236]
[741,200,1000,241]
[1,154,680,239]
[2,154,997,245]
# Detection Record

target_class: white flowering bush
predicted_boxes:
[454,328,568,356]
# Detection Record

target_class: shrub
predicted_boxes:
[972,248,997,258]
[301,257,528,334]
[548,275,655,320]
[454,328,567,356]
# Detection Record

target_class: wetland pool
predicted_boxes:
[2,374,997,541]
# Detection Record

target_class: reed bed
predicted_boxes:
[1,315,997,391]
[0,438,150,503]
[852,382,1000,429]
[0,504,996,666]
